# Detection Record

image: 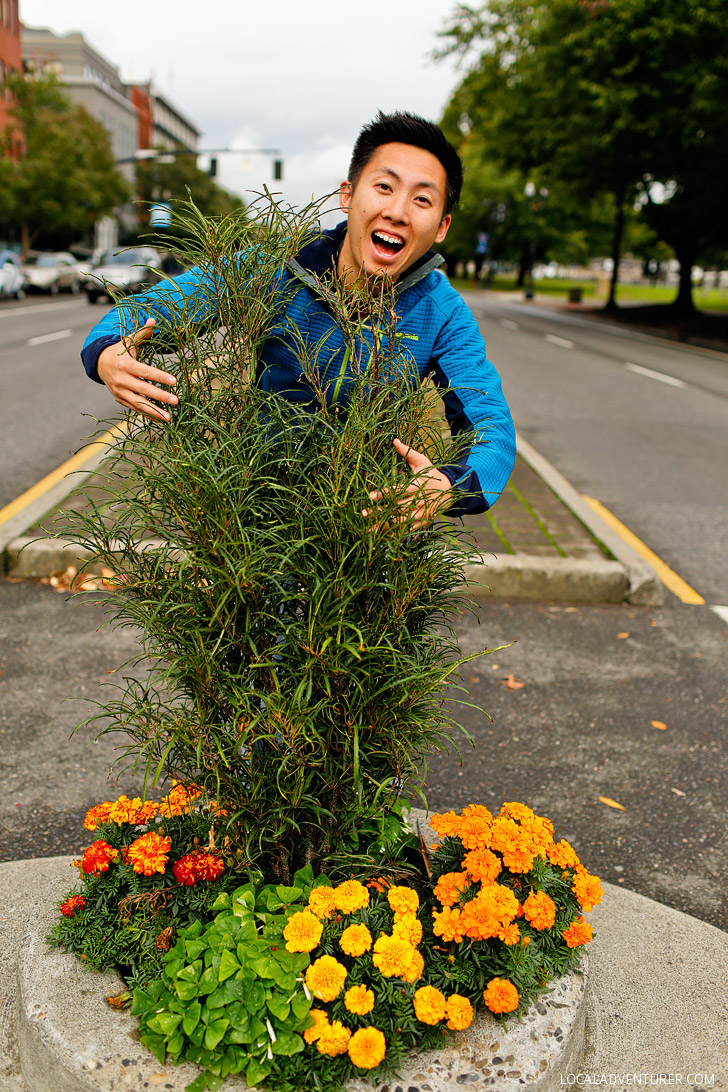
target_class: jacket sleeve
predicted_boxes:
[430,290,515,517]
[80,264,219,382]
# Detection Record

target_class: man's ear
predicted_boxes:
[435,213,452,244]
[339,180,352,213]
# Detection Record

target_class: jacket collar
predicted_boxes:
[289,221,444,297]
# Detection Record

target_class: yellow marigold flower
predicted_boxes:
[522,890,557,931]
[429,810,462,838]
[392,913,423,948]
[572,868,603,912]
[83,802,113,831]
[372,933,414,978]
[307,883,337,919]
[108,795,144,825]
[127,832,171,876]
[463,846,502,884]
[334,879,369,914]
[344,984,375,1015]
[483,977,519,1014]
[548,839,580,869]
[387,885,419,915]
[339,923,372,957]
[413,985,446,1025]
[303,1008,329,1044]
[432,905,466,943]
[137,800,159,824]
[497,921,521,945]
[283,910,323,953]
[305,955,348,1002]
[348,1026,386,1070]
[433,870,469,907]
[316,1019,351,1057]
[446,993,474,1031]
[402,947,424,984]
[562,916,594,948]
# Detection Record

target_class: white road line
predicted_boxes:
[27,328,72,346]
[499,319,519,330]
[624,362,686,388]
[710,605,728,627]
[544,333,574,348]
[1,301,83,318]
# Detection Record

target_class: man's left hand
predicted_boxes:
[363,438,453,528]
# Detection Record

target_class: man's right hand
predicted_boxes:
[96,317,178,422]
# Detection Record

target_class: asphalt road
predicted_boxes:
[463,292,728,605]
[0,294,114,508]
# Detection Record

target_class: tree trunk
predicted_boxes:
[672,247,696,314]
[606,186,626,312]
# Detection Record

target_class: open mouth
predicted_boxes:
[371,230,405,258]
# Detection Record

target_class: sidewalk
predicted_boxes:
[0,430,662,606]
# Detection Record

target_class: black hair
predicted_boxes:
[347,110,463,216]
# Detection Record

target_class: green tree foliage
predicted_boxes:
[0,72,130,250]
[64,196,486,885]
[438,0,728,310]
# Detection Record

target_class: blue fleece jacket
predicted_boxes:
[81,223,515,517]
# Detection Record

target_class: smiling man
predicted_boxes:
[81,110,515,522]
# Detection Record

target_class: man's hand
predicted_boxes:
[97,318,178,422]
[364,438,453,528]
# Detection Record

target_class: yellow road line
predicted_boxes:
[582,495,705,605]
[0,422,126,528]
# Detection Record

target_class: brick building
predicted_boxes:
[0,0,23,159]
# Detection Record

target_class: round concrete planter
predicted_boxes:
[17,828,588,1092]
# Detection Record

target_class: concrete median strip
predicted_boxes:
[1,430,663,606]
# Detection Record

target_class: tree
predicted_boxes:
[135,153,245,237]
[0,72,130,251]
[438,0,728,312]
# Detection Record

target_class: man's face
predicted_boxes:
[337,142,452,285]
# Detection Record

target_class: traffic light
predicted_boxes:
[208,157,218,178]
[273,159,283,181]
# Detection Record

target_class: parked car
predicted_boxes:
[0,250,25,299]
[85,247,162,303]
[22,251,82,294]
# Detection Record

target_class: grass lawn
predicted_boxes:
[451,275,728,313]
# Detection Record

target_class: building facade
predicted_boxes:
[0,0,23,159]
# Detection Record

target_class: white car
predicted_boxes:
[22,251,81,294]
[0,250,26,299]
[85,247,162,303]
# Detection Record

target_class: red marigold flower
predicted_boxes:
[127,832,171,876]
[80,840,118,875]
[60,894,86,917]
[172,850,224,886]
[83,802,113,831]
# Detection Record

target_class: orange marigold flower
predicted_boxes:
[60,894,86,917]
[433,870,469,907]
[483,977,519,1014]
[402,947,424,984]
[463,846,502,884]
[413,985,447,1025]
[348,1026,386,1069]
[307,883,337,919]
[283,910,324,953]
[344,984,375,1015]
[429,810,462,838]
[499,801,536,823]
[316,1019,351,1057]
[387,885,419,915]
[522,890,557,931]
[127,832,171,876]
[83,802,113,831]
[372,933,414,979]
[572,868,603,912]
[432,905,466,943]
[392,913,422,948]
[460,884,520,941]
[458,812,493,851]
[339,922,372,957]
[497,921,521,945]
[562,916,594,948]
[519,816,555,856]
[334,879,369,914]
[366,876,392,893]
[108,795,144,825]
[303,1008,329,1044]
[305,955,348,1002]
[500,841,537,874]
[158,781,200,817]
[446,993,474,1031]
[81,840,118,875]
[136,800,159,825]
[548,839,580,869]
[172,851,224,886]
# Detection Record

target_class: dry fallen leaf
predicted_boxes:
[617,632,630,639]
[650,720,668,730]
[671,788,686,797]
[598,796,626,810]
[500,674,525,690]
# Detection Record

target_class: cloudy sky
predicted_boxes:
[21,0,466,224]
